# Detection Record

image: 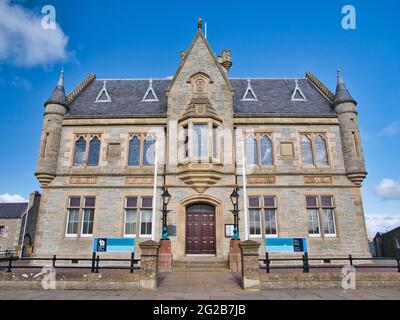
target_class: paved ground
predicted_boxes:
[0,271,399,300]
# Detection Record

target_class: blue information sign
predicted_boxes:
[265,238,308,253]
[93,238,135,253]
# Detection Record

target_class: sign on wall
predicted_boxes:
[93,238,135,253]
[265,238,308,253]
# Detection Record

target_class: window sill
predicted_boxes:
[249,235,262,238]
[80,234,93,238]
[265,234,278,238]
[324,234,337,238]
[124,235,137,239]
[308,234,321,238]
[65,234,78,238]
[139,235,152,238]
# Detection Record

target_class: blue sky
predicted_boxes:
[0,0,399,236]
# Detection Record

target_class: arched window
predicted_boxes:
[260,135,273,166]
[87,137,101,166]
[246,136,258,165]
[128,136,140,166]
[73,137,86,166]
[300,135,314,165]
[315,135,329,166]
[143,136,155,166]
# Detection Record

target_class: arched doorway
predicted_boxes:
[186,203,216,255]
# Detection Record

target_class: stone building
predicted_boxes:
[33,20,370,262]
[372,227,400,257]
[0,192,41,255]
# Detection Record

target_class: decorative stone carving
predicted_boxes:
[177,163,223,193]
[70,176,98,185]
[126,176,154,185]
[247,176,276,185]
[303,176,333,184]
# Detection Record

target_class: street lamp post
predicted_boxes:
[230,187,240,240]
[161,187,171,240]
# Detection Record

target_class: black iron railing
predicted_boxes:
[260,252,400,273]
[0,252,140,274]
[0,250,17,257]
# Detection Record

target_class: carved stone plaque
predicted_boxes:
[281,142,294,156]
[126,176,154,185]
[107,143,121,159]
[303,176,333,184]
[247,176,276,185]
[70,177,98,185]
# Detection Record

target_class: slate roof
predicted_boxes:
[231,78,334,116]
[0,203,28,219]
[68,80,169,116]
[67,78,335,117]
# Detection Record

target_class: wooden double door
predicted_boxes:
[186,204,216,255]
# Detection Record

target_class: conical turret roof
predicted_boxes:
[45,68,69,108]
[334,69,357,106]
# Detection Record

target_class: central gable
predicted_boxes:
[166,29,234,120]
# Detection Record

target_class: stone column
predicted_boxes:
[229,239,241,272]
[158,239,173,272]
[239,240,261,290]
[139,240,160,290]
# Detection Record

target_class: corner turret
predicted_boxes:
[35,69,69,187]
[334,69,367,185]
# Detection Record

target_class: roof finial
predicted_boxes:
[197,17,203,30]
[57,68,64,87]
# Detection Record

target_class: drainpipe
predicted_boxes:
[151,139,159,241]
[19,206,30,259]
[240,131,249,240]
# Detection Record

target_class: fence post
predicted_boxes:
[139,240,160,290]
[7,255,13,273]
[303,252,310,273]
[396,256,400,273]
[91,252,96,273]
[130,251,135,274]
[238,240,261,290]
[52,255,57,268]
[95,256,100,273]
[349,254,353,266]
[265,252,270,274]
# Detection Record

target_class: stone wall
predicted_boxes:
[0,219,21,252]
[259,272,400,289]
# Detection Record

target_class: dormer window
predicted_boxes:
[142,79,159,102]
[291,79,307,101]
[95,81,111,102]
[241,79,258,101]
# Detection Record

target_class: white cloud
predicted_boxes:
[0,0,70,66]
[365,214,400,237]
[379,122,400,136]
[0,193,27,203]
[376,179,400,200]
[11,74,31,90]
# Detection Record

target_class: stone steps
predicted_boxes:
[173,259,229,271]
